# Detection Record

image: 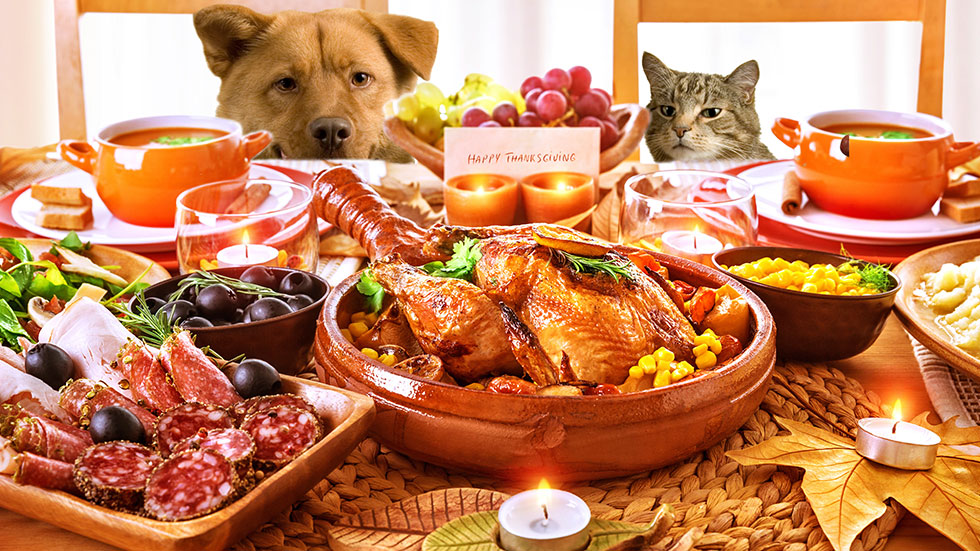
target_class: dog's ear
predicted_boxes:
[194,5,274,78]
[360,12,439,80]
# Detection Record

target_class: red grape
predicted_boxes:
[578,116,603,128]
[536,90,567,122]
[592,87,612,105]
[574,91,611,119]
[461,107,491,127]
[520,76,543,98]
[568,66,592,96]
[563,111,579,127]
[518,112,544,127]
[524,88,542,112]
[599,119,620,150]
[479,120,502,127]
[492,102,519,126]
[542,68,571,91]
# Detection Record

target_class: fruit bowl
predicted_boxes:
[384,103,651,180]
[314,252,775,481]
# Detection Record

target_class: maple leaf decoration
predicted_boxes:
[727,415,980,551]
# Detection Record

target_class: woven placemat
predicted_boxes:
[912,334,980,427]
[229,362,900,551]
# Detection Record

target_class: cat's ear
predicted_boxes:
[642,52,673,85]
[725,60,760,103]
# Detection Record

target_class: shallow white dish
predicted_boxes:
[12,165,293,252]
[740,160,980,245]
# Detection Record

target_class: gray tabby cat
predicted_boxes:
[643,52,774,162]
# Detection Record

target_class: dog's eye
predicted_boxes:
[659,105,676,117]
[701,108,722,118]
[351,72,372,88]
[274,78,297,92]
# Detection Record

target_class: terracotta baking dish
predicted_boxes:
[314,253,776,481]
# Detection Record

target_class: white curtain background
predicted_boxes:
[0,0,978,157]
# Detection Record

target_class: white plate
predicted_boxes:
[740,160,980,245]
[12,165,293,252]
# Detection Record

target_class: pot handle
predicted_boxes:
[241,130,273,160]
[57,140,97,174]
[947,141,980,168]
[772,118,802,149]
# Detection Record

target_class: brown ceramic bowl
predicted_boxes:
[712,247,900,362]
[314,253,775,481]
[142,267,328,375]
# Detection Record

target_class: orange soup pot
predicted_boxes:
[58,116,271,227]
[773,109,980,220]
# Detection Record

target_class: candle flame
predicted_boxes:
[241,230,251,245]
[558,182,572,191]
[892,399,903,422]
[536,479,551,507]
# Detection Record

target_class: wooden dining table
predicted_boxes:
[0,154,965,551]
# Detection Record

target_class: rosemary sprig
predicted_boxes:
[558,251,634,282]
[169,271,285,302]
[108,293,176,348]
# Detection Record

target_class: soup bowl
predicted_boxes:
[314,253,776,481]
[57,115,271,227]
[772,109,980,220]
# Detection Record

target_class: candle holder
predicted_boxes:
[520,171,596,227]
[619,170,757,264]
[444,174,520,227]
[175,179,319,274]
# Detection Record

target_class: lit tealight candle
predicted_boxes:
[497,480,591,551]
[444,174,520,227]
[659,227,724,264]
[855,400,941,470]
[520,172,595,226]
[216,231,279,268]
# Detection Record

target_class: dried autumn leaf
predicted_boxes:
[728,416,980,551]
[421,511,498,551]
[327,488,508,551]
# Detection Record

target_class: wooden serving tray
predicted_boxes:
[0,376,375,551]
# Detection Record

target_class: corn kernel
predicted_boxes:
[653,347,675,363]
[772,258,790,270]
[756,257,774,272]
[671,368,689,382]
[379,354,397,366]
[638,354,658,373]
[361,347,379,359]
[657,360,671,371]
[801,282,819,293]
[696,351,717,369]
[365,312,379,327]
[677,361,693,373]
[709,339,722,354]
[693,334,714,347]
[693,343,709,357]
[351,311,367,323]
[629,365,643,379]
[348,321,369,338]
[341,329,354,343]
[790,260,809,270]
[654,370,671,387]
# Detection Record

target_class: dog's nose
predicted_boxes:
[309,117,352,150]
[673,126,690,138]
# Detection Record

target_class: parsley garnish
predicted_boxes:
[152,136,214,146]
[355,270,385,314]
[558,251,633,282]
[421,237,482,281]
[837,247,895,293]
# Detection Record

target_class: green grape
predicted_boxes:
[415,82,446,110]
[395,94,419,123]
[486,83,514,103]
[461,95,497,115]
[463,73,493,87]
[446,104,464,127]
[513,94,526,114]
[413,106,443,144]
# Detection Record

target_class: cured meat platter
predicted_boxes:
[0,375,374,551]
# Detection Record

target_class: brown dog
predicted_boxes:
[194,5,438,160]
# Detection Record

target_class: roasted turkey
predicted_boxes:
[314,166,698,385]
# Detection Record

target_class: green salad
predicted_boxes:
[0,232,149,350]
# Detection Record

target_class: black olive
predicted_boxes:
[179,285,198,304]
[286,294,314,312]
[88,406,145,444]
[195,284,238,320]
[180,316,214,329]
[279,271,317,297]
[159,300,196,324]
[232,290,254,310]
[231,359,282,398]
[130,295,165,314]
[25,343,74,390]
[211,319,232,327]
[240,266,278,290]
[243,297,292,322]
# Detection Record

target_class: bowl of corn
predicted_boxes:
[712,246,900,361]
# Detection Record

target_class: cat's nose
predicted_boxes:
[673,126,690,138]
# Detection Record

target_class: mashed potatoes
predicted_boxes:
[918,255,980,355]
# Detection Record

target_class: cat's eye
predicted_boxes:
[701,108,722,118]
[659,105,676,117]
[273,77,297,92]
[351,72,373,88]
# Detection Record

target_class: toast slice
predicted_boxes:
[940,195,980,223]
[36,203,94,231]
[944,176,980,199]
[31,181,92,206]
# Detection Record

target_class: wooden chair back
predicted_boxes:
[612,0,946,117]
[53,0,388,139]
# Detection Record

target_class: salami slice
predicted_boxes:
[159,331,240,407]
[241,405,322,469]
[232,394,317,425]
[144,449,237,521]
[74,441,160,511]
[154,403,234,456]
[14,452,77,493]
[11,414,93,462]
[60,379,157,435]
[118,341,183,412]
[172,427,255,481]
